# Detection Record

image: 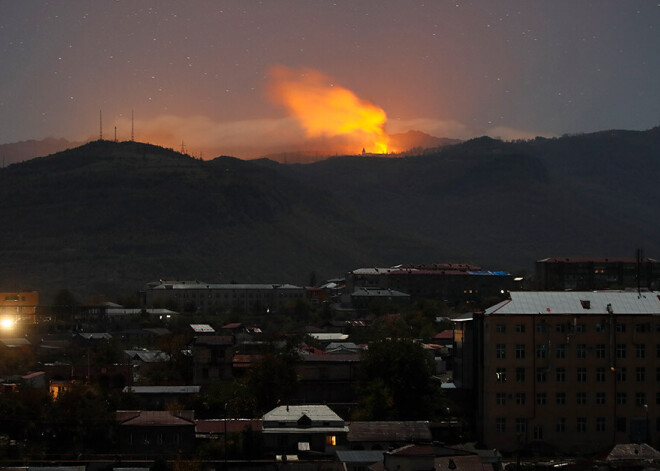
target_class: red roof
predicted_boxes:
[222,322,243,329]
[434,330,454,340]
[117,410,195,426]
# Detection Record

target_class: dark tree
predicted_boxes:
[356,338,435,420]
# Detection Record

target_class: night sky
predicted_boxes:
[1,1,658,158]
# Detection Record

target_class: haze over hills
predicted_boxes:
[0,127,659,301]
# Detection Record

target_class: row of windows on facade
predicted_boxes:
[495,322,654,334]
[494,366,659,383]
[173,292,303,299]
[493,416,649,436]
[494,342,658,360]
[494,390,657,407]
[127,432,182,445]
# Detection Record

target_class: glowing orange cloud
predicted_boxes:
[267,66,391,154]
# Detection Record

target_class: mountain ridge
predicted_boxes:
[0,128,658,301]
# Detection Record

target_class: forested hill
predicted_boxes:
[0,128,659,301]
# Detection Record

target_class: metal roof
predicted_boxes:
[486,291,660,315]
[336,450,385,463]
[123,386,200,394]
[263,404,344,423]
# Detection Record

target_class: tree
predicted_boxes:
[244,349,300,415]
[356,338,435,420]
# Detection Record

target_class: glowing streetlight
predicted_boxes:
[0,317,15,331]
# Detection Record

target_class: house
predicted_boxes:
[378,444,485,471]
[336,450,385,471]
[350,288,411,310]
[261,405,348,456]
[294,353,361,411]
[455,290,660,454]
[116,410,196,457]
[191,335,234,384]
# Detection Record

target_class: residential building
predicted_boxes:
[261,405,348,456]
[116,410,196,457]
[535,257,660,291]
[455,291,660,454]
[0,291,38,323]
[140,280,306,315]
[346,264,519,306]
[191,335,234,384]
[346,421,431,451]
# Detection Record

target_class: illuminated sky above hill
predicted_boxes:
[0,1,658,157]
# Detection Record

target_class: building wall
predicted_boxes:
[480,311,660,454]
[142,282,305,315]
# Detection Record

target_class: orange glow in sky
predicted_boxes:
[268,66,392,154]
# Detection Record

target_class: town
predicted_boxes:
[1,256,660,471]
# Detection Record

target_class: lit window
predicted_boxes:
[326,435,337,446]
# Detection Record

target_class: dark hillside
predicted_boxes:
[0,141,458,299]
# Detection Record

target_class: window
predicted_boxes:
[576,344,587,359]
[616,344,626,359]
[596,323,606,333]
[555,344,566,359]
[657,343,660,358]
[556,418,566,433]
[616,392,627,405]
[636,392,646,406]
[496,323,506,333]
[536,344,547,359]
[496,344,506,359]
[616,367,627,382]
[635,323,650,333]
[515,418,527,434]
[577,392,587,405]
[516,367,526,382]
[636,344,646,359]
[656,367,660,382]
[596,392,606,405]
[656,392,660,405]
[515,324,526,333]
[556,392,566,405]
[576,323,586,333]
[516,393,526,405]
[496,368,507,382]
[596,344,606,358]
[580,300,591,309]
[616,323,626,333]
[596,367,606,382]
[577,418,587,433]
[577,367,587,383]
[596,418,606,432]
[556,367,566,382]
[536,393,547,405]
[496,393,506,405]
[556,323,567,333]
[536,368,547,383]
[326,435,337,446]
[516,344,526,359]
[636,367,646,382]
[536,323,547,333]
[495,418,506,433]
[533,425,543,440]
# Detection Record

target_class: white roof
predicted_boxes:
[309,333,349,341]
[263,404,343,422]
[486,291,660,315]
[190,324,215,333]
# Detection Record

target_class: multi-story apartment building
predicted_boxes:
[455,291,660,454]
[535,257,660,291]
[346,264,520,305]
[140,280,306,315]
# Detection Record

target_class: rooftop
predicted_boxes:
[486,291,660,315]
